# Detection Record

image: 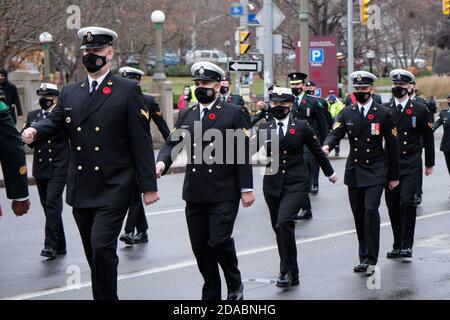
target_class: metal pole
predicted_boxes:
[299,0,309,76]
[43,44,50,82]
[263,0,273,101]
[153,22,166,82]
[347,0,354,95]
[236,0,248,95]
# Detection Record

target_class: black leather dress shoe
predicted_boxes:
[295,210,313,220]
[310,185,319,195]
[227,284,244,300]
[400,248,413,258]
[291,274,300,286]
[40,248,57,259]
[133,232,148,244]
[414,194,422,206]
[276,272,292,288]
[119,232,135,245]
[353,263,369,273]
[386,249,402,259]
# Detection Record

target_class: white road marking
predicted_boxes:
[3,209,450,300]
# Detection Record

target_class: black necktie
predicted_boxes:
[278,122,285,141]
[397,104,403,113]
[222,96,226,103]
[91,80,98,96]
[202,108,209,121]
[43,112,49,119]
[360,106,365,119]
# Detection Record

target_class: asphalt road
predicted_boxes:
[1,131,450,300]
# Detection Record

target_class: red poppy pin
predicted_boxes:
[289,129,296,135]
[406,109,413,115]
[208,113,216,121]
[367,114,374,120]
[103,87,111,95]
[301,99,307,105]
[227,98,232,103]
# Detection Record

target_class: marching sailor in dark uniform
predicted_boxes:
[117,66,170,245]
[23,83,69,259]
[289,72,328,219]
[219,76,251,127]
[384,69,434,260]
[433,94,450,198]
[323,71,400,273]
[156,61,254,300]
[0,91,30,218]
[22,27,160,300]
[251,85,274,126]
[408,80,435,206]
[252,87,336,287]
[304,80,333,195]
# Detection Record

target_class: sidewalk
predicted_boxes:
[0,139,351,187]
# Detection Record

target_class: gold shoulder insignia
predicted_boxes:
[141,109,150,121]
[392,127,398,137]
[242,128,250,138]
[332,122,341,130]
[19,166,27,175]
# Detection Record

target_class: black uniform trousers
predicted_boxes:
[445,152,450,175]
[385,175,419,250]
[348,184,384,265]
[300,147,312,211]
[36,176,67,251]
[185,200,241,300]
[264,190,305,276]
[124,187,148,234]
[73,206,128,300]
[304,149,320,188]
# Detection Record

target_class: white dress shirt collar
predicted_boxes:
[357,97,373,117]
[88,70,110,91]
[394,97,409,111]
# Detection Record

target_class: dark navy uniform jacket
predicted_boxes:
[0,110,28,199]
[24,109,69,180]
[31,71,157,208]
[254,117,334,197]
[433,109,450,152]
[384,99,435,176]
[158,98,253,203]
[324,102,400,187]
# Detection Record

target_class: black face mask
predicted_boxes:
[220,86,229,95]
[271,105,291,120]
[354,92,371,104]
[195,87,217,104]
[392,86,409,99]
[82,52,108,73]
[39,97,54,110]
[291,88,303,96]
[305,90,315,95]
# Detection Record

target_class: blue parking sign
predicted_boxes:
[315,88,322,97]
[310,49,324,64]
[230,4,244,16]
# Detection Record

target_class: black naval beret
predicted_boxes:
[306,80,317,87]
[221,75,232,82]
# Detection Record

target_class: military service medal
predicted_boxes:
[371,123,380,135]
[412,116,417,128]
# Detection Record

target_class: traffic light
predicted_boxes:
[239,31,251,56]
[444,0,450,15]
[360,0,372,26]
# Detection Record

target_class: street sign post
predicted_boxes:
[230,4,244,16]
[228,61,262,73]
